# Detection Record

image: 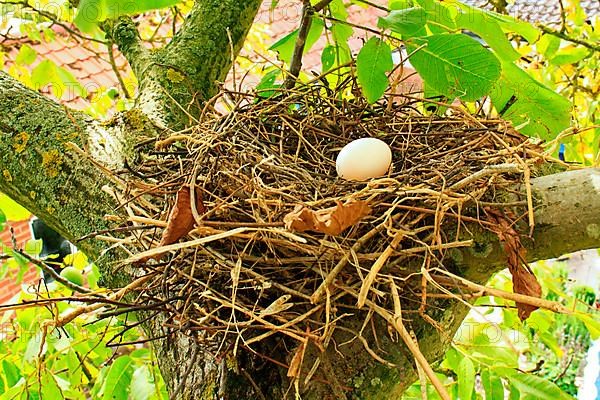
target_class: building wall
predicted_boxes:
[0,220,39,304]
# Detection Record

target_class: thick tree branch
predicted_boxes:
[455,168,600,282]
[0,72,123,271]
[130,0,262,127]
[102,17,152,79]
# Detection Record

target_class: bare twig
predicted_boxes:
[538,24,600,52]
[16,249,92,294]
[284,0,319,89]
[107,40,131,99]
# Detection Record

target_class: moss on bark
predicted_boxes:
[0,72,125,284]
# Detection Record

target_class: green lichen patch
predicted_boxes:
[586,223,600,239]
[13,131,29,153]
[166,68,185,84]
[2,169,12,182]
[41,149,64,178]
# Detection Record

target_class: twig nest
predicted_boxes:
[336,137,392,181]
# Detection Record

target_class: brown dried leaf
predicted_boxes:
[512,265,542,320]
[486,208,542,320]
[284,200,371,236]
[136,185,205,264]
[287,339,307,379]
[159,185,205,247]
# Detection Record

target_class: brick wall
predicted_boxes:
[0,219,39,304]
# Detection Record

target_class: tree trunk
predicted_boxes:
[1,1,600,399]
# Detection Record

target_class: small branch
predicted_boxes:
[557,0,567,33]
[43,274,154,329]
[284,1,316,89]
[106,40,131,99]
[101,17,152,78]
[433,270,573,315]
[282,0,334,89]
[351,0,389,12]
[538,24,600,52]
[15,249,92,294]
[449,163,521,191]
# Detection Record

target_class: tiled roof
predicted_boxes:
[462,0,600,24]
[2,27,130,109]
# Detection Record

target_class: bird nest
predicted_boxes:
[107,81,550,378]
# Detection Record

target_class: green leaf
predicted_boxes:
[41,372,64,400]
[20,22,42,42]
[454,5,520,61]
[0,208,5,231]
[256,68,282,99]
[56,67,88,99]
[490,61,571,140]
[509,383,520,400]
[576,313,600,339]
[471,346,518,369]
[481,369,504,400]
[413,0,456,30]
[378,7,428,37]
[407,33,501,101]
[331,22,353,45]
[130,366,155,400]
[469,7,540,43]
[0,378,25,399]
[15,45,37,66]
[269,18,324,64]
[99,356,134,400]
[2,360,21,388]
[444,347,460,371]
[456,357,475,400]
[537,330,563,358]
[24,333,45,363]
[507,373,573,400]
[0,194,31,221]
[321,45,337,72]
[75,0,183,32]
[389,0,414,10]
[356,37,393,104]
[329,0,349,20]
[536,34,560,58]
[31,60,58,89]
[550,47,589,66]
[24,239,43,257]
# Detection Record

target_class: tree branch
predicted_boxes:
[101,17,152,79]
[0,72,120,267]
[132,0,262,127]
[284,0,316,90]
[455,168,600,282]
[538,24,600,52]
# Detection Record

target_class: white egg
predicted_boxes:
[336,138,392,181]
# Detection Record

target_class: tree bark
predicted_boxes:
[105,0,263,128]
[0,72,117,260]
